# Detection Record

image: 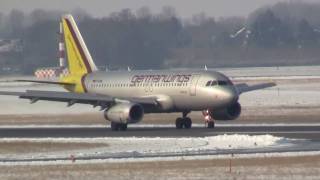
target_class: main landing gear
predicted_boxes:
[111,122,127,131]
[175,111,192,129]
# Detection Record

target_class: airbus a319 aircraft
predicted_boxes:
[0,15,275,131]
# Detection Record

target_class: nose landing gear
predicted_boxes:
[207,121,215,128]
[175,111,192,129]
[202,110,215,129]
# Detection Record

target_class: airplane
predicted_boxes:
[0,14,276,131]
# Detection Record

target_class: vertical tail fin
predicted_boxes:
[61,14,98,75]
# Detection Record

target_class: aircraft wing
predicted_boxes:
[0,90,158,108]
[235,82,276,94]
[14,79,75,86]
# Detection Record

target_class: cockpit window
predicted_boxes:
[211,81,217,86]
[206,80,218,86]
[206,79,232,87]
[218,81,228,86]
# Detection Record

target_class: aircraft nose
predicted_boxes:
[222,87,238,104]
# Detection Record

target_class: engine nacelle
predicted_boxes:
[209,102,241,120]
[104,103,144,124]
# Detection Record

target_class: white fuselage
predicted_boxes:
[83,70,238,113]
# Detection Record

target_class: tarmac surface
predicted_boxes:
[0,124,319,140]
[0,124,319,162]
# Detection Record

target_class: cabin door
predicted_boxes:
[189,74,200,96]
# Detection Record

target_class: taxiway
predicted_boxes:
[0,124,319,140]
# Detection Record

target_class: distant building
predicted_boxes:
[0,39,23,53]
[34,22,69,79]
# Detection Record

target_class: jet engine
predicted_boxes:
[104,103,144,124]
[208,102,241,120]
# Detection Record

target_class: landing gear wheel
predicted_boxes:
[175,118,184,129]
[111,122,128,131]
[184,117,192,129]
[111,122,118,131]
[176,117,192,129]
[207,121,215,129]
[119,124,127,131]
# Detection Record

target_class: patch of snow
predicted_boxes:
[217,65,320,77]
[232,75,320,80]
[1,150,320,166]
[0,134,293,162]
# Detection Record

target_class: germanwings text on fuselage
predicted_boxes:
[131,74,191,83]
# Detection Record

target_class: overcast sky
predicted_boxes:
[1,0,319,18]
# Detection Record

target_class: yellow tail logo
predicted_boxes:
[61,14,98,75]
[60,14,98,93]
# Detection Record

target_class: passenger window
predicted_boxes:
[206,81,211,86]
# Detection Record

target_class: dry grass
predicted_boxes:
[0,113,105,125]
[1,155,320,179]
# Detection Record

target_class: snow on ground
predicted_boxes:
[217,65,320,77]
[2,151,320,166]
[7,151,320,166]
[239,82,320,107]
[239,89,320,107]
[233,76,320,80]
[0,134,294,161]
